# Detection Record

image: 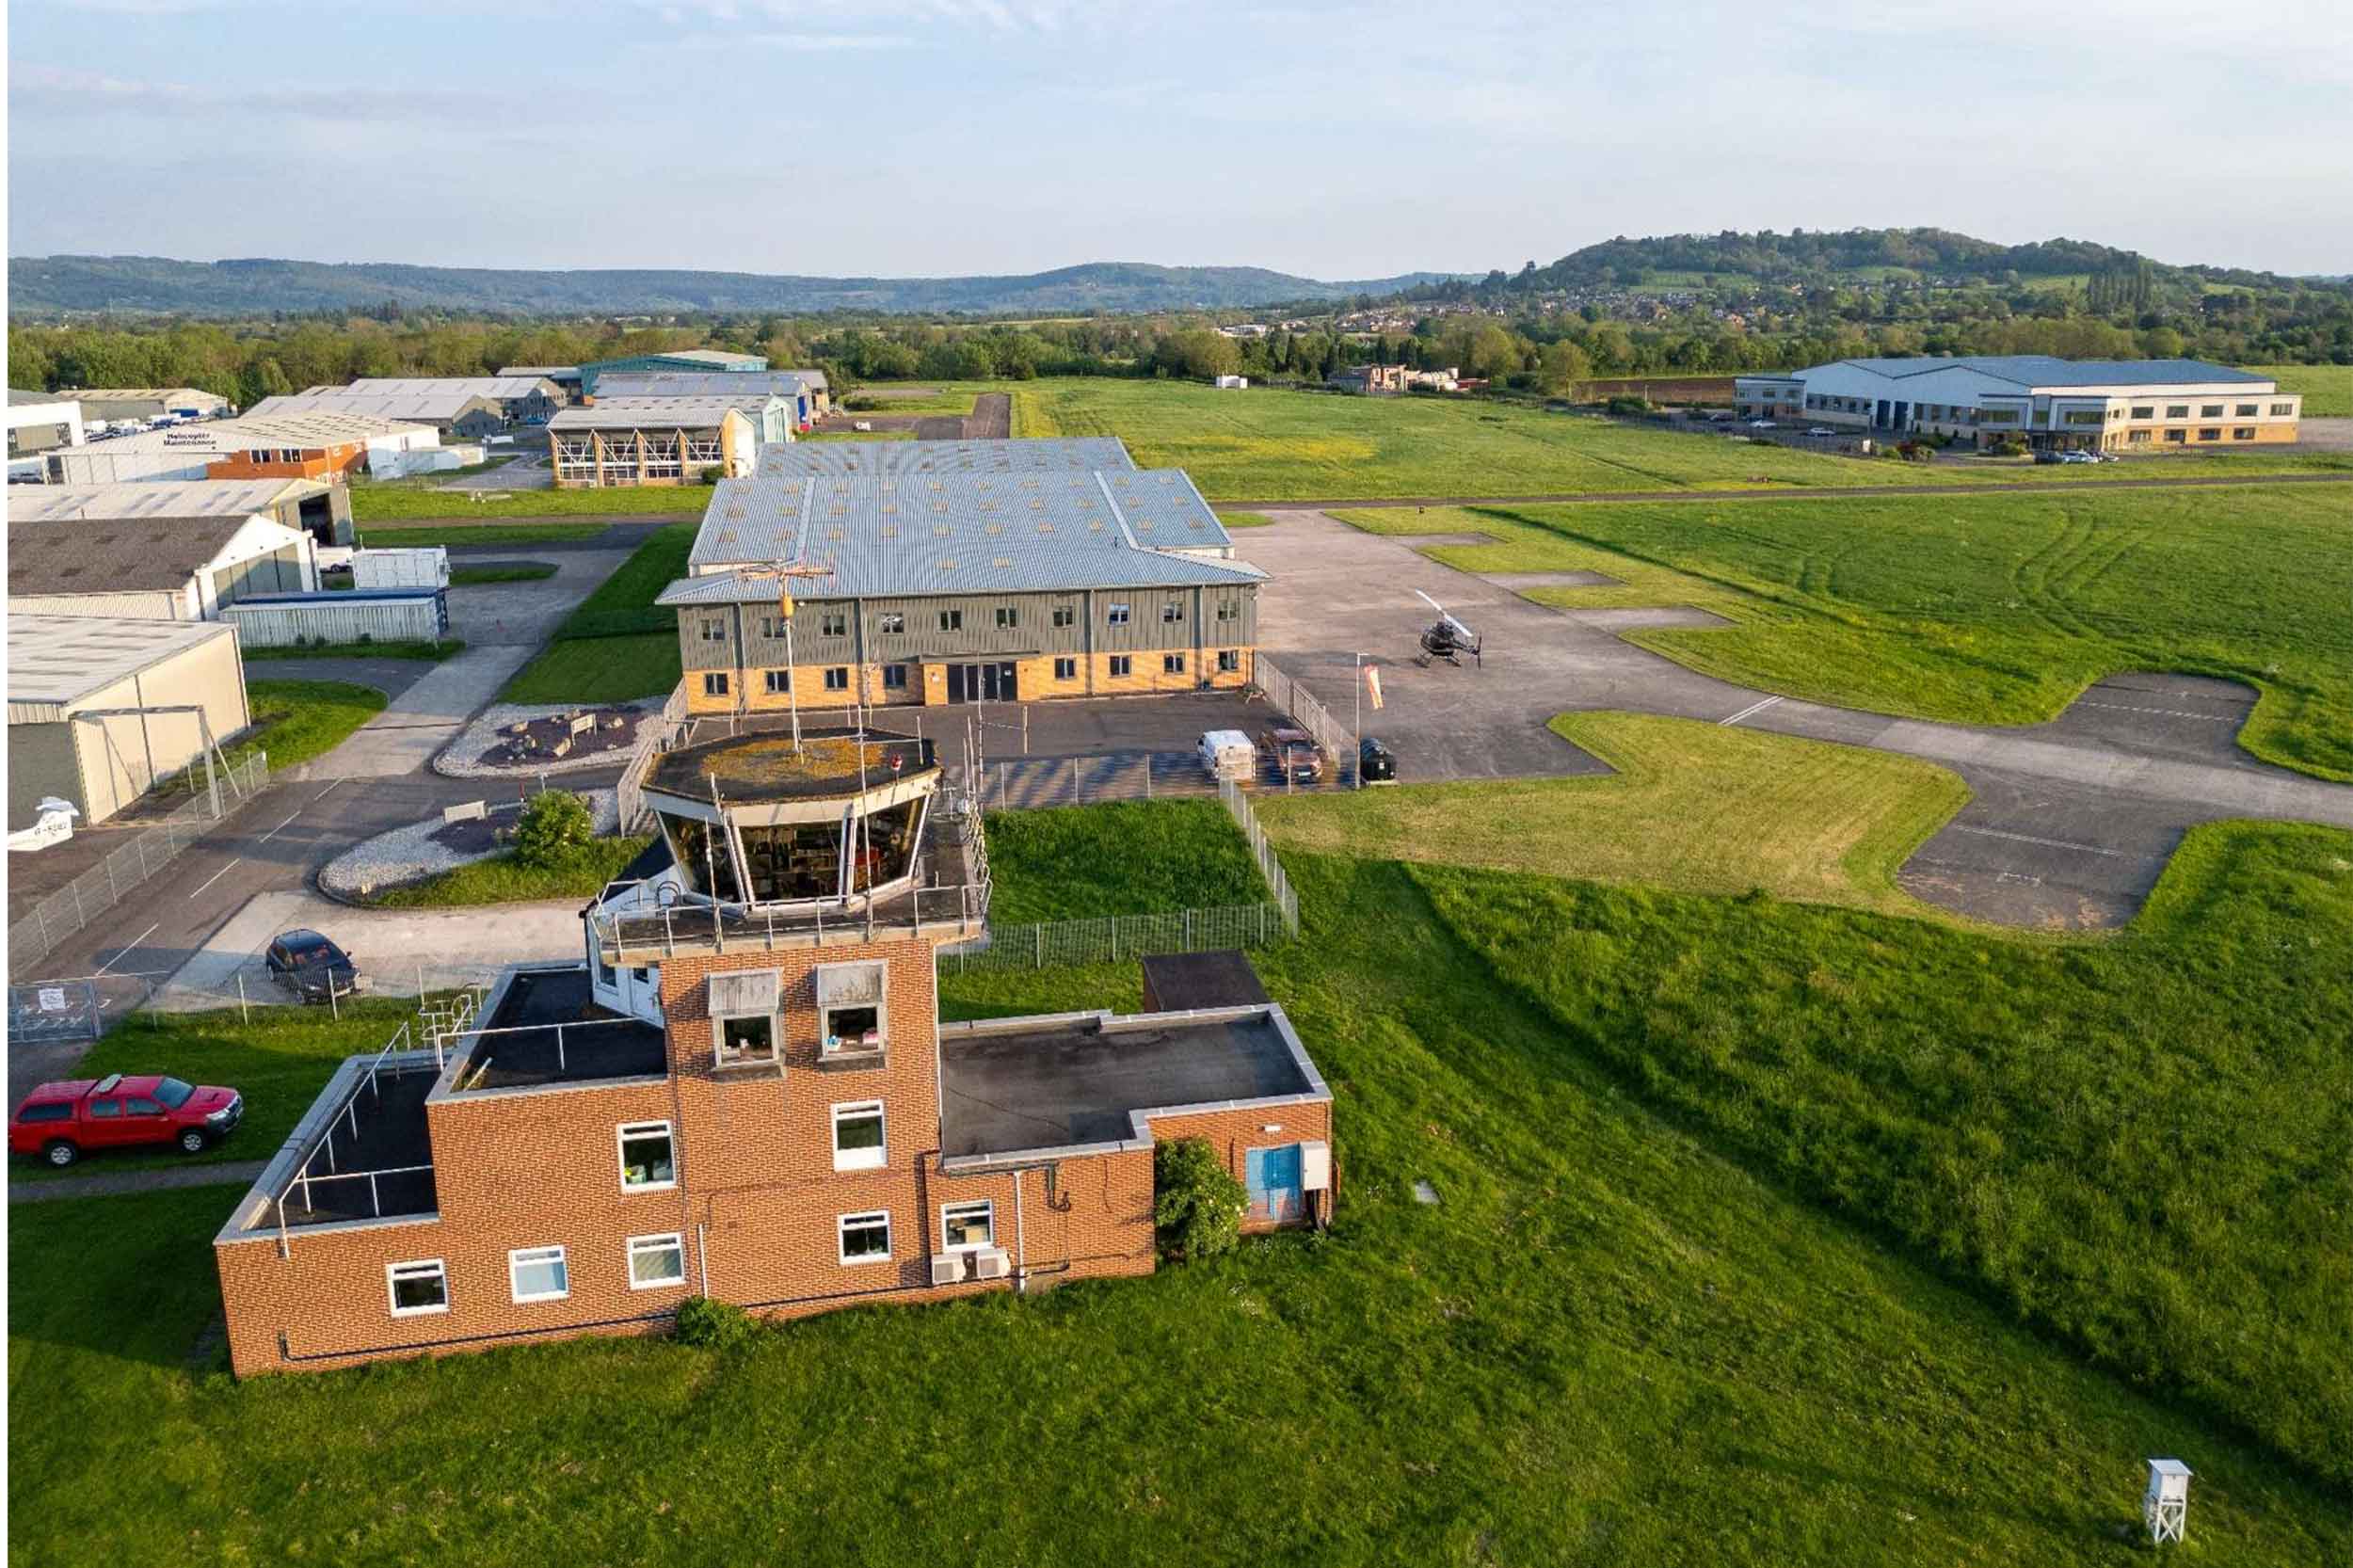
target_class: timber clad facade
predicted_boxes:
[213,736,1331,1375]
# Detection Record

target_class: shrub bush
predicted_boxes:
[672,1296,757,1350]
[1153,1137,1246,1261]
[512,789,597,870]
[1605,394,1652,415]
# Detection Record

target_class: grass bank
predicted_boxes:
[360,521,613,547]
[241,640,461,664]
[369,838,652,908]
[981,799,1267,922]
[228,680,386,772]
[1349,483,2353,780]
[500,523,695,704]
[12,842,2353,1561]
[2247,363,2353,417]
[351,483,713,522]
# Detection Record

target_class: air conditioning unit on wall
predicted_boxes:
[929,1253,966,1287]
[970,1247,1012,1281]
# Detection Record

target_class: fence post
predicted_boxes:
[238,972,249,1026]
[1035,925,1044,968]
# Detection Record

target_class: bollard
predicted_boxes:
[238,972,249,1026]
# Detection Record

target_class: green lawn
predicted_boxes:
[1415,819,2353,1496]
[8,1000,421,1182]
[369,838,652,907]
[12,841,2353,1562]
[839,383,989,415]
[351,484,712,522]
[223,680,386,773]
[1263,713,1970,919]
[1214,510,1277,528]
[242,639,462,664]
[2246,363,2353,417]
[360,521,613,547]
[450,563,559,586]
[1353,484,2353,781]
[1008,376,2351,501]
[982,799,1267,922]
[500,523,694,703]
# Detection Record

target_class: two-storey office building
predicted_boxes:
[1735,357,2301,452]
[211,728,1333,1375]
[659,460,1263,711]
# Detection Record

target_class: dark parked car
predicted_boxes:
[1358,737,1398,783]
[266,929,368,1003]
[10,1073,244,1167]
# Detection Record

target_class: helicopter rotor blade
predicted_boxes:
[1414,588,1448,615]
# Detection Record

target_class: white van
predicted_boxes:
[1197,729,1256,784]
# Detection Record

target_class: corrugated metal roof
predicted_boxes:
[88,410,434,452]
[594,371,825,400]
[755,437,1136,477]
[1819,356,2271,388]
[497,364,580,377]
[251,391,502,422]
[337,376,561,400]
[8,614,239,712]
[671,468,1256,601]
[8,479,321,522]
[54,387,231,405]
[550,397,774,429]
[9,510,275,595]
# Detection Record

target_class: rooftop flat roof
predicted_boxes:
[8,478,323,522]
[450,967,667,1091]
[938,1003,1326,1163]
[550,397,772,429]
[646,728,936,805]
[1801,355,2272,389]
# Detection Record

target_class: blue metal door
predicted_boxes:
[1245,1144,1303,1223]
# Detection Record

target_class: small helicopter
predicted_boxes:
[1413,589,1482,667]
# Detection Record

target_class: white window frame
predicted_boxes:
[941,1199,995,1252]
[831,1101,887,1172]
[508,1245,570,1304]
[627,1233,688,1290]
[386,1258,449,1318]
[838,1209,893,1265]
[1106,602,1130,625]
[617,1120,677,1192]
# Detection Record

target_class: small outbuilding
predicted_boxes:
[7,615,251,830]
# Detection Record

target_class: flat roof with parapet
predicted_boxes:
[645,728,937,807]
[938,1004,1328,1165]
[445,967,666,1091]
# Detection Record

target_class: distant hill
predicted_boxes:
[4,256,1465,318]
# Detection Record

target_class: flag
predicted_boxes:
[1365,665,1385,711]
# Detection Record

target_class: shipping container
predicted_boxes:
[220,588,447,648]
[351,546,450,590]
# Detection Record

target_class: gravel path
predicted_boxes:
[321,787,618,899]
[433,699,661,779]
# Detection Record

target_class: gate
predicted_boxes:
[8,981,104,1045]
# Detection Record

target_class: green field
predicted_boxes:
[351,484,712,522]
[241,639,461,664]
[1214,509,1277,528]
[2248,363,2353,417]
[1009,376,2352,501]
[1345,483,2353,781]
[982,799,1267,922]
[368,837,652,907]
[1265,712,1969,918]
[500,523,694,703]
[360,521,612,547]
[13,828,2353,1562]
[228,680,386,772]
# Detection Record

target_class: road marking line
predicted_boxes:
[1945,824,2151,859]
[256,809,303,844]
[187,859,241,900]
[2075,700,2236,723]
[314,778,349,801]
[1720,696,1784,727]
[95,921,160,976]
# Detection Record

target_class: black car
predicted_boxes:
[265,929,367,1003]
[1358,737,1398,784]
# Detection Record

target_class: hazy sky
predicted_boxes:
[8,0,2350,279]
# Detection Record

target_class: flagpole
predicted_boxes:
[1353,652,1363,791]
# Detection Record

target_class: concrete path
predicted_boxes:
[296,645,539,779]
[9,1159,267,1205]
[152,888,587,1012]
[1235,509,2353,927]
[445,546,631,648]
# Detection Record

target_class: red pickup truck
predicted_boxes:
[8,1073,245,1168]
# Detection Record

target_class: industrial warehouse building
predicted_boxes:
[497,364,584,400]
[1734,357,2303,453]
[338,376,567,423]
[10,477,352,551]
[546,396,787,488]
[248,389,506,440]
[577,349,768,397]
[593,370,830,425]
[658,455,1261,711]
[44,410,440,486]
[8,503,318,621]
[55,387,231,424]
[7,390,85,458]
[8,615,251,831]
[756,436,1137,478]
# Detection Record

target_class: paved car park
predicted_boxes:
[1230,510,2353,927]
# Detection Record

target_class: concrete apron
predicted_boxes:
[155,888,584,1013]
[297,645,538,780]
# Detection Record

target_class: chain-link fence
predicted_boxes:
[943,903,1292,975]
[8,751,269,975]
[955,747,1353,811]
[7,972,162,1046]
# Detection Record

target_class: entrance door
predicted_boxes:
[947,664,971,703]
[951,663,1018,702]
[1873,399,1891,428]
[1244,1144,1304,1224]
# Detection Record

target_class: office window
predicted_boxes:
[2166,405,2189,419]
[1163,653,1186,675]
[824,667,849,691]
[618,1121,676,1190]
[1051,603,1075,629]
[815,960,886,1053]
[628,1234,687,1289]
[2197,427,2220,441]
[1107,603,1130,626]
[1217,599,1240,622]
[2201,405,2223,418]
[2131,406,2153,419]
[763,669,790,695]
[702,672,729,697]
[709,968,780,1067]
[838,1210,892,1264]
[1053,657,1077,680]
[818,610,846,638]
[937,609,963,632]
[2166,429,2187,443]
[2235,404,2258,417]
[508,1246,569,1304]
[2271,403,2295,416]
[386,1259,449,1317]
[1109,655,1132,678]
[882,664,907,690]
[876,611,905,635]
[1161,600,1185,623]
[758,616,785,639]
[699,617,727,642]
[942,1200,995,1250]
[1218,649,1241,672]
[2128,429,2153,443]
[994,605,1019,630]
[832,1101,887,1171]
[2233,427,2256,440]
